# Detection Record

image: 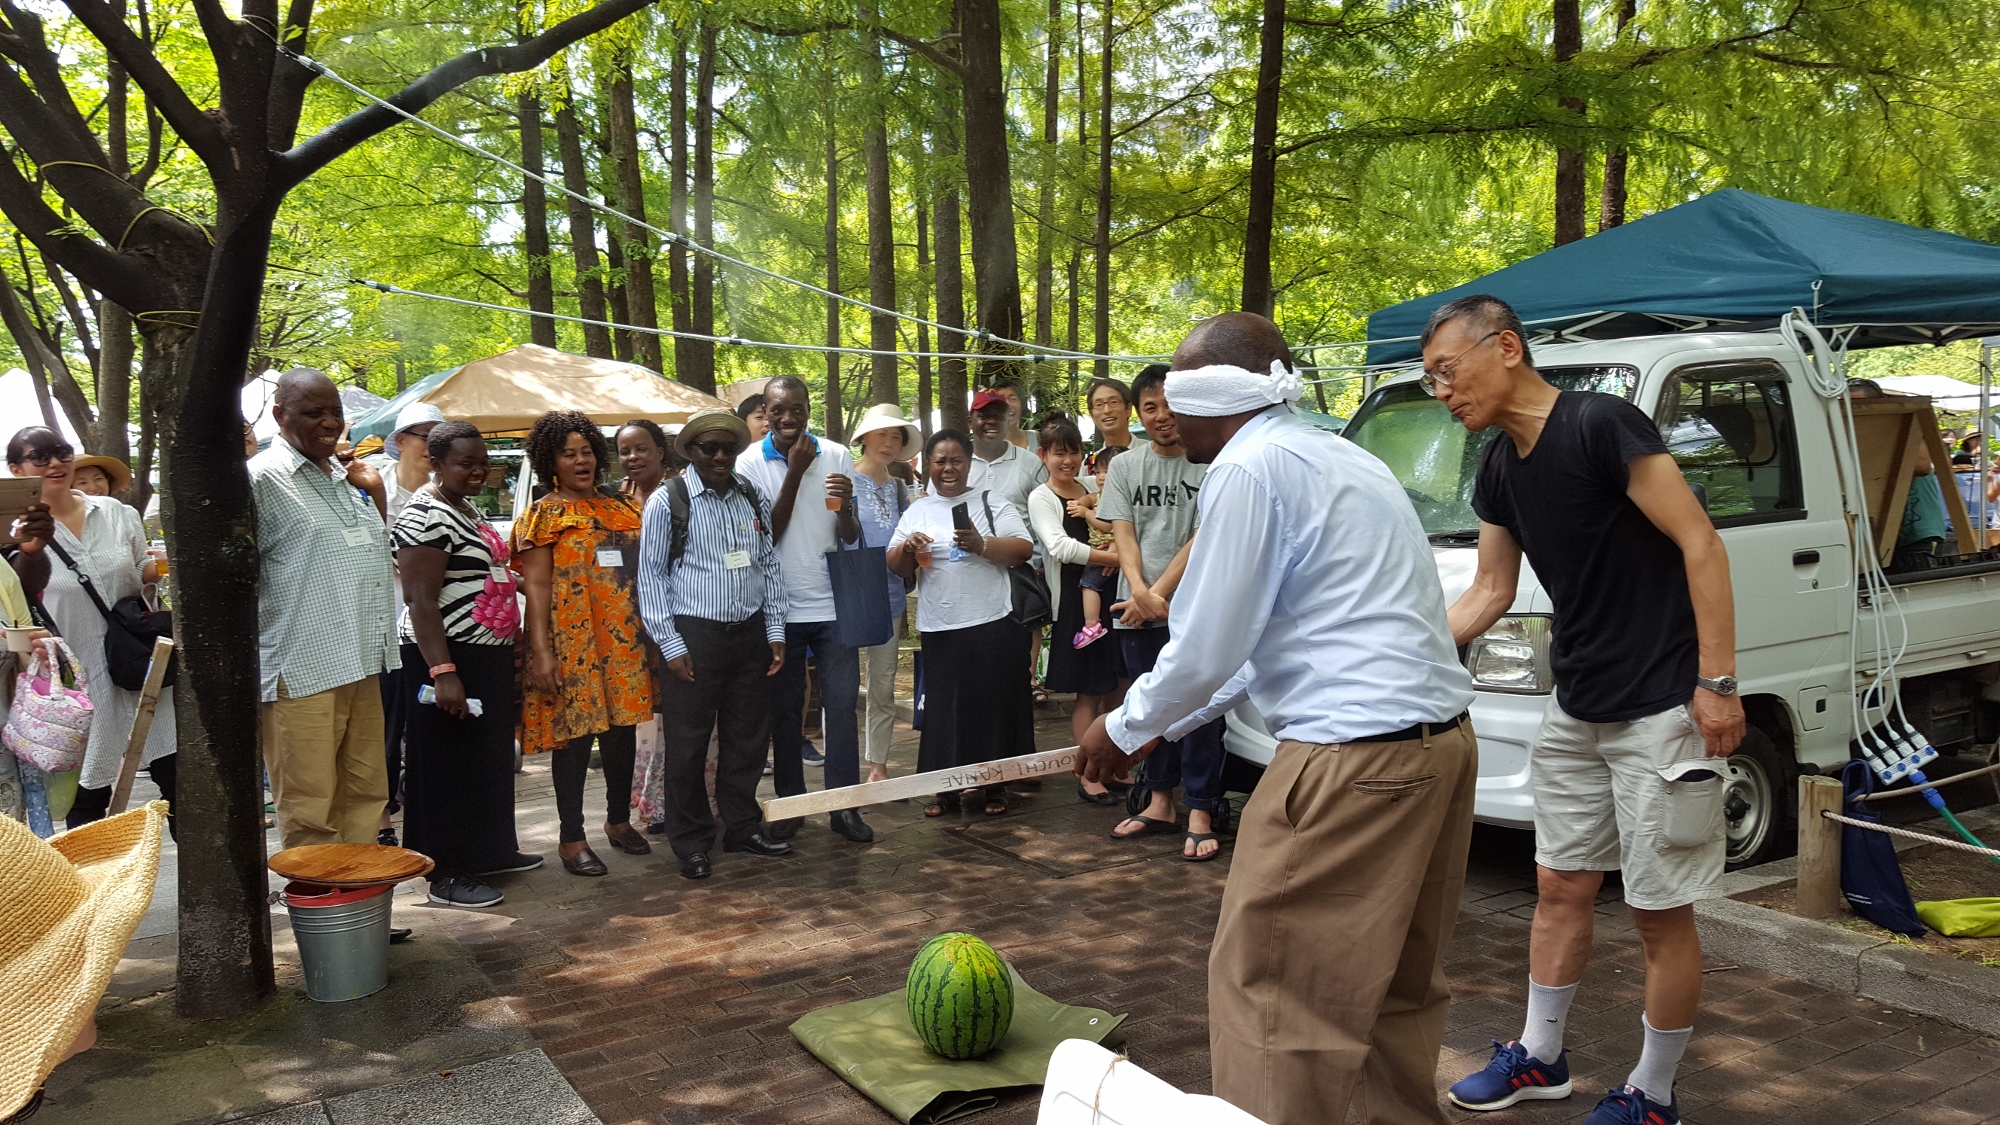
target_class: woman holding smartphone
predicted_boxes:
[887,430,1036,817]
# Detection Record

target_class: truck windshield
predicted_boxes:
[1344,365,1639,537]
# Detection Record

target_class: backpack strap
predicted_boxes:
[667,474,692,569]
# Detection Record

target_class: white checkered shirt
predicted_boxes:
[252,440,400,702]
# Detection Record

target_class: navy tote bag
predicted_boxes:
[825,543,894,650]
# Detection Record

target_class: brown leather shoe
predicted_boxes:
[605,824,652,855]
[561,846,608,876]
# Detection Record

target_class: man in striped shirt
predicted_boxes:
[638,408,791,880]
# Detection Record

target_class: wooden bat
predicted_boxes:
[109,637,174,816]
[760,745,1083,820]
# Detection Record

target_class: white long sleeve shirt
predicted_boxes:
[1105,406,1474,752]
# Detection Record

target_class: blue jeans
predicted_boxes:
[772,620,861,799]
[1118,626,1226,812]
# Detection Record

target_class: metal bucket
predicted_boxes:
[281,881,391,1002]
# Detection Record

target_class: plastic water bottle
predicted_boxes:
[417,684,485,717]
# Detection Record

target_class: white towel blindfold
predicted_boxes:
[1163,359,1305,417]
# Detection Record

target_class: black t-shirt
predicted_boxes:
[1472,391,1697,723]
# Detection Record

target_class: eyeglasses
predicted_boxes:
[15,444,75,467]
[689,441,742,458]
[1420,331,1502,395]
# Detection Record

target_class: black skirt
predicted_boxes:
[916,617,1038,775]
[1042,506,1119,696]
[400,640,521,879]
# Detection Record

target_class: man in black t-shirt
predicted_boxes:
[1429,296,1744,1125]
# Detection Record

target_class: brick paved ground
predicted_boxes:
[409,706,2000,1125]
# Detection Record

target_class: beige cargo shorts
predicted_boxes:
[1530,697,1727,911]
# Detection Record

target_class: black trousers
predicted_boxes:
[659,613,773,859]
[552,725,637,844]
[68,752,178,838]
[379,663,409,815]
[401,641,520,877]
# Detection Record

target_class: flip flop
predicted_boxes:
[1109,814,1179,840]
[1183,831,1222,862]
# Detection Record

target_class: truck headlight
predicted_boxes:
[1465,615,1553,693]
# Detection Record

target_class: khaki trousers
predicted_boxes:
[262,676,390,850]
[1209,721,1477,1125]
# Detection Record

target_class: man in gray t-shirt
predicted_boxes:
[1097,365,1227,860]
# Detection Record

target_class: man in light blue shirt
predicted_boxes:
[638,408,791,880]
[1079,313,1476,1125]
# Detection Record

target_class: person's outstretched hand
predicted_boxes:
[1076,712,1156,785]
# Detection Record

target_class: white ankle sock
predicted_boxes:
[1518,979,1577,1063]
[1625,1015,1692,1104]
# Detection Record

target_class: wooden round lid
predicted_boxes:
[268,844,434,888]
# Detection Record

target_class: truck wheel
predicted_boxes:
[1723,724,1795,870]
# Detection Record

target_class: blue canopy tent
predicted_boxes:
[1365,189,2000,366]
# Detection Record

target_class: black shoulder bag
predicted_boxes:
[979,492,1052,630]
[47,540,175,691]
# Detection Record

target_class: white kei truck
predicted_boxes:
[1222,321,2000,869]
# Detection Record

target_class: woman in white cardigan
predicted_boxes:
[1026,414,1126,805]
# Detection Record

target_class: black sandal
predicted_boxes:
[1109,814,1179,840]
[984,793,1009,816]
[1077,784,1121,806]
[1183,831,1223,862]
[924,794,961,818]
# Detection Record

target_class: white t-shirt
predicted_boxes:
[967,442,1046,521]
[737,434,854,624]
[889,490,1029,634]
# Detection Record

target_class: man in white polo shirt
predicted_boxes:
[737,376,871,844]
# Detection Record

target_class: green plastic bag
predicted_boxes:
[1915,898,2000,938]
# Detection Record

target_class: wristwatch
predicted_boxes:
[1696,674,1738,696]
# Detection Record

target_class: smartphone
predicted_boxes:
[0,477,43,547]
[950,502,973,532]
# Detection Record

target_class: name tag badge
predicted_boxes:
[340,526,372,548]
[489,566,510,584]
[723,549,752,571]
[596,547,623,568]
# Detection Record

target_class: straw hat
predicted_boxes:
[849,404,921,459]
[1,802,168,1118]
[673,407,753,461]
[68,456,132,495]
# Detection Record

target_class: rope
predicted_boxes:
[1090,1050,1131,1123]
[1854,760,2000,802]
[352,277,1107,362]
[282,44,1174,365]
[1819,809,2000,858]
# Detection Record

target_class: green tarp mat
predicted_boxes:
[1366,188,2000,364]
[790,967,1126,1124]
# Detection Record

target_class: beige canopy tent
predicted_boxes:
[350,344,727,442]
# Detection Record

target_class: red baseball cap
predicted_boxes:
[970,389,1009,411]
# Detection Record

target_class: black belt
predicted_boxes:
[1356,712,1466,744]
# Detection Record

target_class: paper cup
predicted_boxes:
[5,627,35,654]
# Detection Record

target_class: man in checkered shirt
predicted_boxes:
[251,368,400,849]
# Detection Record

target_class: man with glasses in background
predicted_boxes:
[638,408,791,880]
[1431,294,1742,1125]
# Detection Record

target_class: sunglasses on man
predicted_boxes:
[689,440,742,458]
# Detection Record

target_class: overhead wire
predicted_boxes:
[280,43,1174,365]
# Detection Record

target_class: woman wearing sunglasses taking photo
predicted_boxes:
[5,427,177,831]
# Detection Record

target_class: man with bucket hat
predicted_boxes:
[637,408,791,880]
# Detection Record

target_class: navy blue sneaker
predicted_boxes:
[1581,1085,1678,1125]
[801,740,825,766]
[1447,1040,1572,1111]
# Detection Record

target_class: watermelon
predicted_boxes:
[905,932,1014,1059]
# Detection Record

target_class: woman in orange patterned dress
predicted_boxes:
[514,411,656,876]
